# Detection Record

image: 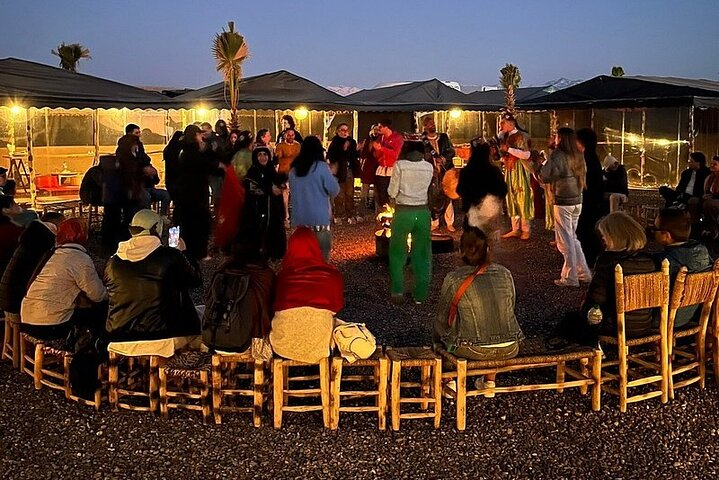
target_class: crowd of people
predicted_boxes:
[1,113,718,400]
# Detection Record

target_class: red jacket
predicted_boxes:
[377,131,404,169]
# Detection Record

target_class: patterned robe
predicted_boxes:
[501,130,534,220]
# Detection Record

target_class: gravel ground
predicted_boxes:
[3,207,719,479]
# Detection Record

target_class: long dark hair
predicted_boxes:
[557,127,586,191]
[281,115,296,129]
[292,136,324,177]
[460,225,490,267]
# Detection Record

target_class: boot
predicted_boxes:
[502,216,521,239]
[520,218,531,240]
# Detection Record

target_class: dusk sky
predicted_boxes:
[2,0,718,90]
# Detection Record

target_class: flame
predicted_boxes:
[374,203,412,250]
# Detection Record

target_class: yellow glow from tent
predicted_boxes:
[10,104,23,115]
[449,109,462,119]
[196,107,208,118]
[294,107,309,120]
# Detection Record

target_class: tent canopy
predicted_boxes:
[347,79,479,111]
[521,75,719,110]
[170,70,351,110]
[0,57,169,109]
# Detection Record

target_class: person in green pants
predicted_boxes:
[388,140,434,304]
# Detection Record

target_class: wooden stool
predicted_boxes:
[19,333,48,389]
[1,313,21,369]
[211,352,267,426]
[272,357,331,429]
[387,347,442,431]
[330,348,389,430]
[108,350,162,412]
[159,351,211,422]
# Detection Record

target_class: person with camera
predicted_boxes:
[497,113,534,240]
[421,117,456,232]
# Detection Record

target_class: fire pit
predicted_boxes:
[374,205,455,258]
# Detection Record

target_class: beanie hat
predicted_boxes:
[603,155,618,170]
[129,209,163,237]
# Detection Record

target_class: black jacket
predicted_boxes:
[423,133,456,171]
[675,166,710,199]
[603,165,629,196]
[326,135,359,183]
[104,246,202,341]
[80,166,103,206]
[0,220,55,314]
[457,162,507,213]
[583,250,657,338]
[174,144,219,210]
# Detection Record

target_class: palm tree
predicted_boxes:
[212,21,250,130]
[611,66,625,77]
[499,64,522,114]
[51,43,91,72]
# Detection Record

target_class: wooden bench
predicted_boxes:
[211,352,267,427]
[272,357,331,429]
[159,351,212,422]
[435,339,602,430]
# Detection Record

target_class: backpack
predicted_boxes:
[202,269,257,352]
[332,320,377,363]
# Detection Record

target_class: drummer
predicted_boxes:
[421,117,456,232]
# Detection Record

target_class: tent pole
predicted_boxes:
[352,110,359,140]
[689,105,695,153]
[93,109,100,166]
[640,110,646,187]
[27,122,37,211]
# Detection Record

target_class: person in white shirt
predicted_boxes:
[388,140,434,305]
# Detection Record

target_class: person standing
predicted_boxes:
[388,141,434,305]
[538,127,591,287]
[277,115,304,144]
[575,128,604,266]
[288,136,340,260]
[275,129,301,226]
[421,117,456,232]
[372,119,403,212]
[456,140,507,233]
[327,123,360,224]
[173,125,220,261]
[498,113,534,240]
[358,124,380,215]
[255,128,273,149]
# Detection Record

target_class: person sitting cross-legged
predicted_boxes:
[104,209,201,342]
[434,218,524,361]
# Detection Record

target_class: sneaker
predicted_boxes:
[554,278,579,287]
[501,230,521,239]
[443,380,457,399]
[474,376,487,391]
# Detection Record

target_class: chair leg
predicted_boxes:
[456,359,467,431]
[697,332,707,389]
[556,361,566,393]
[12,324,19,369]
[158,367,168,418]
[273,359,283,429]
[149,356,160,412]
[33,344,44,390]
[420,365,430,410]
[63,355,72,399]
[94,364,102,411]
[591,351,602,412]
[1,320,9,364]
[660,338,669,404]
[212,357,222,425]
[579,358,589,395]
[252,361,264,428]
[108,351,119,409]
[319,357,331,429]
[377,356,388,431]
[619,346,628,413]
[330,357,342,430]
[432,358,442,429]
[200,371,210,423]
[390,360,401,431]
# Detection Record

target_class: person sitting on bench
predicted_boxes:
[658,152,709,226]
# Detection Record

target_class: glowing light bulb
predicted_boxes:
[10,104,22,115]
[449,109,462,119]
[294,107,309,120]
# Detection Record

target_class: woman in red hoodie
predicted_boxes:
[269,227,344,363]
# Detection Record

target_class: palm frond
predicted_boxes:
[51,42,91,72]
[211,22,250,129]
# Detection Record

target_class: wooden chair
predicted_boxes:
[666,261,719,398]
[108,350,163,412]
[599,259,670,412]
[435,339,602,431]
[386,347,442,431]
[272,357,331,429]
[1,313,21,369]
[330,348,389,430]
[158,351,211,422]
[211,352,267,427]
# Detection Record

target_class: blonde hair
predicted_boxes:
[596,212,647,252]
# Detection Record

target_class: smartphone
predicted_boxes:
[168,226,180,248]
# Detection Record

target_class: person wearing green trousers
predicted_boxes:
[388,141,434,304]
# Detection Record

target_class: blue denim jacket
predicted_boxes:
[434,264,525,347]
